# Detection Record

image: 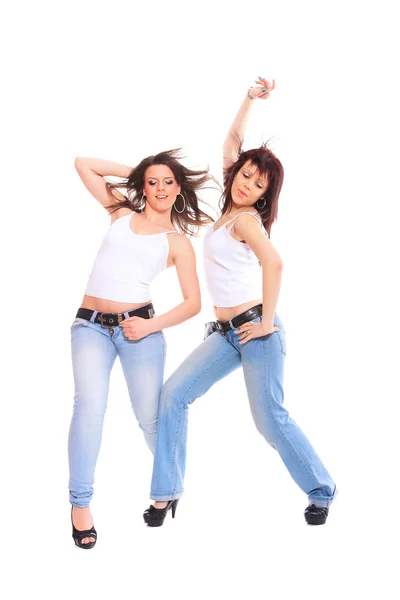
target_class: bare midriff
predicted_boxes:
[80,295,153,314]
[214,298,262,323]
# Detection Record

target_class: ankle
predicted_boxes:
[154,501,168,509]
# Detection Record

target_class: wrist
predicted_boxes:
[261,318,274,332]
[247,88,256,100]
[148,316,160,333]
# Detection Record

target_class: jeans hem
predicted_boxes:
[150,491,184,501]
[70,500,91,509]
[308,492,337,508]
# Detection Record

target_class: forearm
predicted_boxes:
[223,94,254,158]
[75,157,132,179]
[148,297,201,332]
[261,261,283,327]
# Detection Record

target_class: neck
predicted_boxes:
[141,206,173,227]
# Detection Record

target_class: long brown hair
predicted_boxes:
[107,149,215,236]
[222,143,284,237]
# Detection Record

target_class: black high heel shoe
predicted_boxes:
[304,504,329,525]
[71,507,97,549]
[143,499,179,527]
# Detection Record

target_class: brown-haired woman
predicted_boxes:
[69,150,214,548]
[144,80,336,527]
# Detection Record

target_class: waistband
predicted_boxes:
[215,304,262,333]
[76,303,155,328]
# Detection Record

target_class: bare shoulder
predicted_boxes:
[235,210,261,221]
[168,232,193,253]
[234,212,264,236]
[166,233,194,268]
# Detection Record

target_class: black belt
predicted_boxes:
[76,303,155,328]
[215,304,263,333]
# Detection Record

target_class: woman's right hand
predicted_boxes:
[249,77,276,100]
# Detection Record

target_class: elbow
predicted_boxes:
[262,258,283,272]
[193,299,201,317]
[75,157,85,172]
[75,157,92,173]
[188,296,201,317]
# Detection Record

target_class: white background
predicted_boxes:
[2,0,400,598]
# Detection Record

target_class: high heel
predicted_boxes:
[304,504,329,525]
[143,499,179,527]
[71,507,97,549]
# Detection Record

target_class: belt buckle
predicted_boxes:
[100,312,122,328]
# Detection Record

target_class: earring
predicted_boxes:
[174,193,186,214]
[256,197,266,209]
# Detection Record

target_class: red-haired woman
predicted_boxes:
[143,80,336,527]
[69,150,214,548]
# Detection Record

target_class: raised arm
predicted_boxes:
[223,77,276,173]
[75,157,133,211]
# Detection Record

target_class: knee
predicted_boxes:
[72,392,107,424]
[254,403,289,449]
[138,418,157,437]
[253,415,278,448]
[159,376,189,412]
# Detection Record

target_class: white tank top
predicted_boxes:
[85,212,176,303]
[203,211,268,307]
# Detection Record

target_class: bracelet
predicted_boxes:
[247,88,256,100]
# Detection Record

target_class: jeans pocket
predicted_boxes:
[145,330,163,339]
[71,318,89,331]
[275,328,287,356]
[250,316,286,354]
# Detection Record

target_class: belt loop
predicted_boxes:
[228,319,235,330]
[91,311,98,323]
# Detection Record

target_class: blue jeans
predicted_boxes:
[68,313,166,508]
[150,315,336,507]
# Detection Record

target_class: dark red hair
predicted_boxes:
[221,144,284,237]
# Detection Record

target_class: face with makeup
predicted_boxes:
[143,164,181,213]
[230,160,269,209]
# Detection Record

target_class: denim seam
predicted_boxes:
[276,330,287,356]
[158,339,238,497]
[262,336,321,490]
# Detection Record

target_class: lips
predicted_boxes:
[156,195,167,199]
[238,190,248,198]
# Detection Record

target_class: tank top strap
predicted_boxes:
[226,211,263,232]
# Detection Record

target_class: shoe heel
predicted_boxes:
[171,499,179,518]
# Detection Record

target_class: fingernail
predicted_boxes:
[262,89,267,93]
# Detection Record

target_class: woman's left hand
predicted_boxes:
[121,316,154,341]
[235,321,278,345]
[249,77,276,100]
